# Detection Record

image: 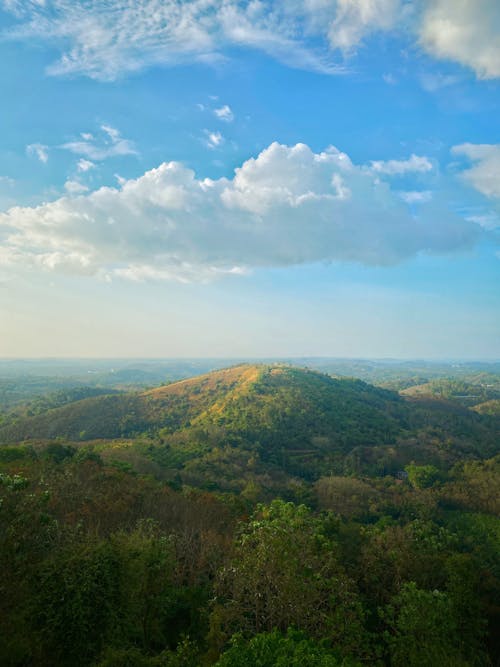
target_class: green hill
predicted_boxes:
[400,378,500,407]
[0,364,402,446]
[0,364,498,486]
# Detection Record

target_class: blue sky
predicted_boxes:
[0,0,499,358]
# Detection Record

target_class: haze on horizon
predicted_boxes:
[0,1,499,358]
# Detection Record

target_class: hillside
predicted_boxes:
[0,364,403,448]
[1,365,498,489]
[400,378,500,407]
[472,399,500,416]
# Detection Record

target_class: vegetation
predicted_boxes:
[401,378,500,408]
[0,364,499,665]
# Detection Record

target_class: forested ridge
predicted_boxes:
[1,364,499,666]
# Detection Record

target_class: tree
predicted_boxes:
[404,464,441,489]
[211,501,368,659]
[380,582,468,667]
[214,628,360,666]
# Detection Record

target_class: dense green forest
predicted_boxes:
[1,364,499,666]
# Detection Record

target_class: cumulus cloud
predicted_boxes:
[370,154,433,175]
[418,0,500,79]
[452,143,500,199]
[214,104,234,122]
[64,180,89,194]
[0,142,480,282]
[26,143,49,163]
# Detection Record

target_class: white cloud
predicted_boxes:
[26,143,49,163]
[418,71,461,92]
[399,190,433,204]
[77,159,96,172]
[452,143,500,198]
[466,212,500,230]
[0,1,354,80]
[64,180,89,194]
[4,1,500,80]
[328,0,402,53]
[451,144,500,231]
[203,130,224,149]
[61,124,137,160]
[418,0,500,79]
[214,104,234,122]
[101,124,121,142]
[370,154,433,175]
[114,263,248,283]
[0,142,479,282]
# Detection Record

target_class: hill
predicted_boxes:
[2,368,500,666]
[0,365,498,489]
[400,378,500,407]
[0,364,403,448]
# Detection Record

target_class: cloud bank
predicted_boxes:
[0,142,480,281]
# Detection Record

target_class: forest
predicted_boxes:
[1,364,499,666]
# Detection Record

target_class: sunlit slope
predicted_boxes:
[0,364,405,447]
[472,399,500,416]
[400,378,500,407]
[189,365,405,451]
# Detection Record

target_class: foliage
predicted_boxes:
[214,629,360,666]
[212,500,367,658]
[404,463,442,489]
[380,582,470,666]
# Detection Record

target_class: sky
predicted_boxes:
[0,0,499,359]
